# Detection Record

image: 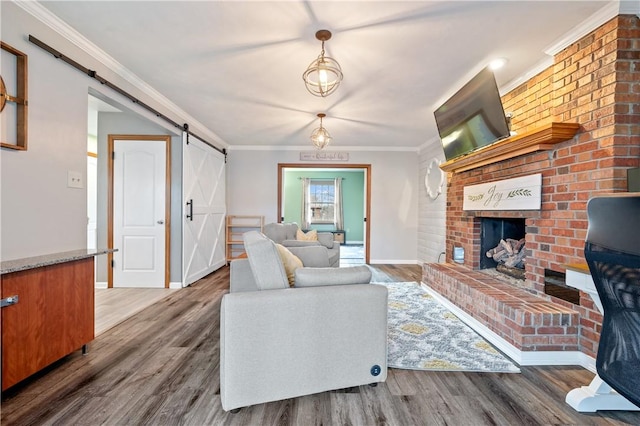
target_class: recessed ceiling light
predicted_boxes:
[489,58,508,70]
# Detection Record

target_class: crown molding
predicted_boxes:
[227,144,419,152]
[501,1,637,100]
[14,0,228,148]
[544,1,623,56]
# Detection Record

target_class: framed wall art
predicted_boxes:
[1,41,28,150]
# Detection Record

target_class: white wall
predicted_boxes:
[417,142,447,264]
[0,4,186,266]
[1,2,429,267]
[1,4,90,259]
[227,149,420,263]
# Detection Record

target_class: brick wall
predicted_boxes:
[444,15,640,357]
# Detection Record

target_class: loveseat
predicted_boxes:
[263,222,340,267]
[219,231,388,411]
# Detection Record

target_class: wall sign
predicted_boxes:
[463,173,542,211]
[299,151,349,162]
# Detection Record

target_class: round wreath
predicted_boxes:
[425,158,445,200]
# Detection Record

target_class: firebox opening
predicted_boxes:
[544,269,580,305]
[480,218,526,274]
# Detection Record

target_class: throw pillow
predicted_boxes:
[275,243,303,287]
[296,229,318,241]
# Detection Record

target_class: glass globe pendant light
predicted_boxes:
[310,113,332,150]
[302,30,343,97]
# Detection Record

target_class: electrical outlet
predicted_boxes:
[67,170,83,188]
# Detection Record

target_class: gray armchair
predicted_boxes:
[263,222,340,267]
[220,231,388,412]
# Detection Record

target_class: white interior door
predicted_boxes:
[183,133,226,286]
[113,139,167,288]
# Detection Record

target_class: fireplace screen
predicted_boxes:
[480,218,526,270]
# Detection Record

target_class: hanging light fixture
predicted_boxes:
[310,113,332,150]
[302,30,343,97]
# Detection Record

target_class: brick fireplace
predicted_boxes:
[423,15,639,359]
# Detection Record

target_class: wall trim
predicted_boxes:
[228,145,420,152]
[95,281,108,289]
[371,259,418,265]
[543,1,622,56]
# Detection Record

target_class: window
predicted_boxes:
[309,180,335,224]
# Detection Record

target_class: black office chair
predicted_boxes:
[585,194,640,408]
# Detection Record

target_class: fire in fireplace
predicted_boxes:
[480,218,526,279]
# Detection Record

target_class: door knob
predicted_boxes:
[157,220,164,225]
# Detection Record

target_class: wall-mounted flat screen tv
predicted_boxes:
[434,67,510,162]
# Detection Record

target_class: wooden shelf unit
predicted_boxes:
[439,122,581,173]
[226,215,264,261]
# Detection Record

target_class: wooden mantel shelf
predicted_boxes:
[439,122,581,173]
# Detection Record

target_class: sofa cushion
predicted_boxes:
[275,244,303,287]
[243,231,289,290]
[263,223,299,244]
[287,246,331,267]
[294,265,372,287]
[316,232,335,249]
[297,229,318,241]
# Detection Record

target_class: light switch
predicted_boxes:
[67,170,83,188]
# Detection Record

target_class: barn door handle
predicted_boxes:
[186,199,193,221]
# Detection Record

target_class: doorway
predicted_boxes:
[107,135,171,288]
[277,163,371,264]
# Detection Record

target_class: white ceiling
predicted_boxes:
[35,1,627,151]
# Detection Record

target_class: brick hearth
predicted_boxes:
[423,263,579,351]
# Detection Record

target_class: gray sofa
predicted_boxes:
[219,231,388,412]
[263,222,340,267]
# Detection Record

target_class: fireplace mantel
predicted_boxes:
[440,122,581,173]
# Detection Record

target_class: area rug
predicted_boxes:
[378,281,520,373]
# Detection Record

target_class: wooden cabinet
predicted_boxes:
[1,257,95,390]
[226,215,264,261]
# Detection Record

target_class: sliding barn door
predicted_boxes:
[182,133,226,286]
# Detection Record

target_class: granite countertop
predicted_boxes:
[1,248,117,275]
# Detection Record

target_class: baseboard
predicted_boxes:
[421,282,595,369]
[370,259,419,264]
[95,281,185,290]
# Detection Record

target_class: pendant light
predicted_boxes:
[310,113,332,150]
[302,30,343,97]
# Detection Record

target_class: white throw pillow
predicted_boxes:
[275,244,303,287]
[296,229,318,241]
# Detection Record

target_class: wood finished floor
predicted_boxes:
[95,287,178,336]
[2,264,640,425]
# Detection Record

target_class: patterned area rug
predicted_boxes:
[378,281,520,373]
